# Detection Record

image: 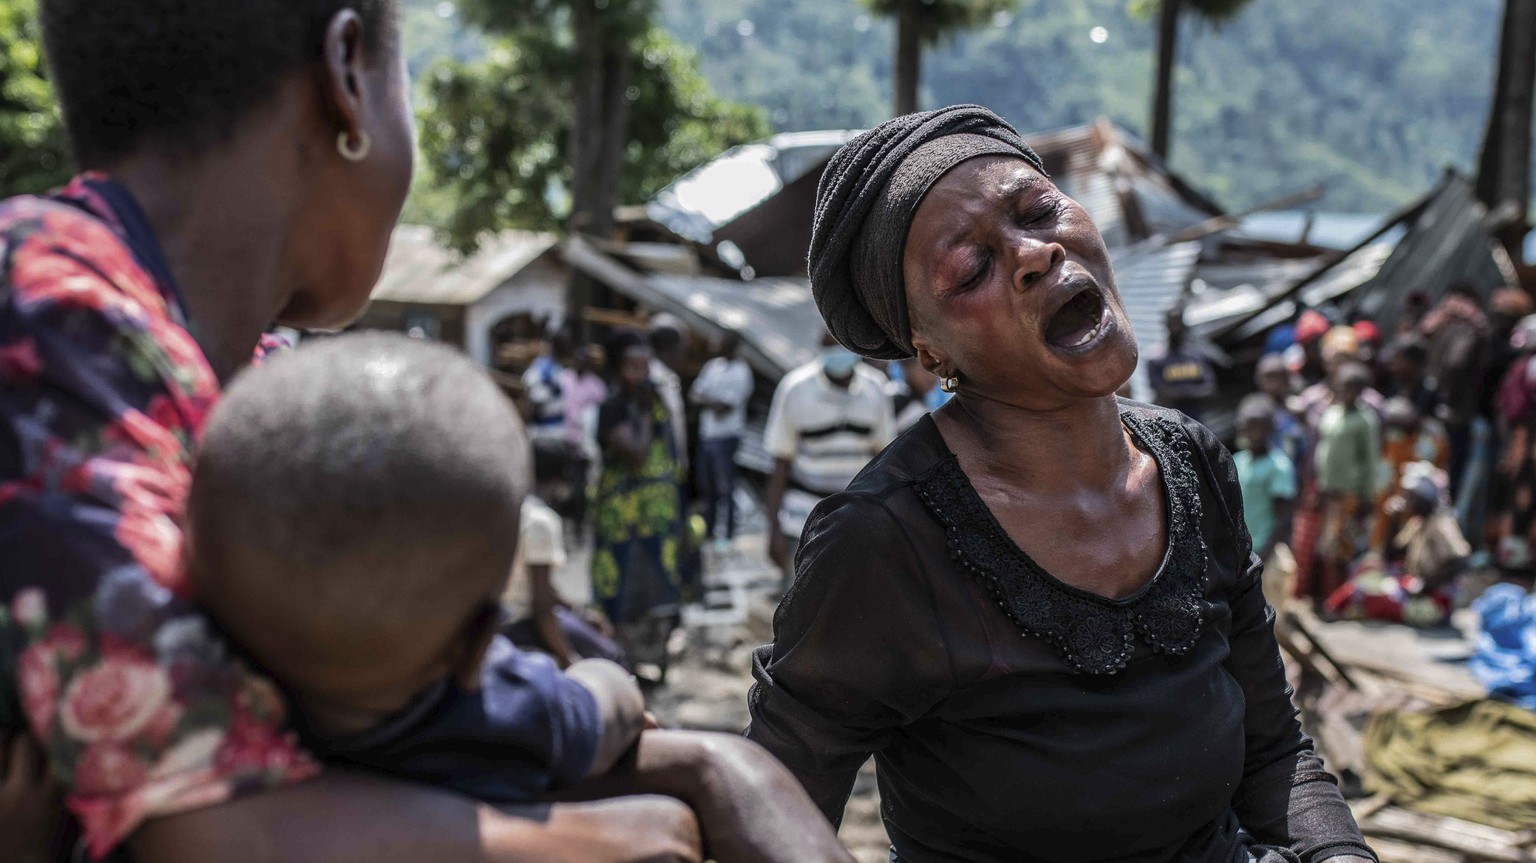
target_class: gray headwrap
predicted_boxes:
[808,105,1047,360]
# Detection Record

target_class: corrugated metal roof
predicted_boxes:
[371,225,559,306]
[1198,172,1517,345]
[1111,240,1203,402]
[1031,121,1224,246]
[645,120,1224,261]
[646,131,860,244]
[564,236,820,379]
[1343,173,1519,331]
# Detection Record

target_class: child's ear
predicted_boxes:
[450,599,502,692]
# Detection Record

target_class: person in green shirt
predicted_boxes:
[1312,361,1381,600]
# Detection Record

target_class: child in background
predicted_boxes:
[1235,396,1298,566]
[1372,396,1451,550]
[503,448,625,669]
[1326,462,1464,627]
[1254,353,1306,467]
[1309,361,1382,602]
[189,332,852,863]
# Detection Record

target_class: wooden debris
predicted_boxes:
[1358,807,1536,862]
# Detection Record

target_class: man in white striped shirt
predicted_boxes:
[764,332,896,589]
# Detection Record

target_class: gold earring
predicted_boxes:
[337,130,371,162]
[940,374,960,394]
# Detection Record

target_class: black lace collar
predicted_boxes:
[911,409,1208,675]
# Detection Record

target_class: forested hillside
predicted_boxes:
[400,0,1504,215]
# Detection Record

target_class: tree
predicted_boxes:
[1133,0,1255,161]
[861,0,1021,117]
[1475,0,1536,263]
[0,0,69,196]
[415,21,768,249]
[417,1,767,325]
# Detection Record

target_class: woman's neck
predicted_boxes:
[108,140,297,384]
[935,392,1130,495]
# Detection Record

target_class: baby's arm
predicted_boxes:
[133,770,702,863]
[564,659,646,777]
[555,730,854,863]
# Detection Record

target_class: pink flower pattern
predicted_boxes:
[0,175,317,860]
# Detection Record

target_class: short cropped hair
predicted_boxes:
[41,0,396,166]
[190,332,528,681]
[1237,394,1277,427]
[604,328,649,378]
[1385,335,1428,367]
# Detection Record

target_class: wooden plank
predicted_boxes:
[1361,807,1536,862]
[1288,607,1485,699]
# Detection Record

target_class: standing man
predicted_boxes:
[690,331,754,550]
[1147,305,1217,422]
[764,332,895,590]
[1422,285,1490,493]
[523,325,575,443]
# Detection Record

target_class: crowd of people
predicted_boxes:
[509,314,957,674]
[506,275,1536,676]
[1152,287,1536,627]
[0,0,1425,857]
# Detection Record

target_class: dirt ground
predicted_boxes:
[639,540,892,863]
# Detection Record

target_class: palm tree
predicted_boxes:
[863,0,1022,117]
[1476,0,1536,263]
[1138,0,1256,161]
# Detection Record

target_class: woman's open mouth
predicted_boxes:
[1044,287,1110,351]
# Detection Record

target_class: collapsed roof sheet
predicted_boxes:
[645,130,859,245]
[372,225,559,306]
[1198,171,1517,347]
[1113,240,1204,402]
[565,235,821,379]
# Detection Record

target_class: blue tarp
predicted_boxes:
[1471,584,1536,709]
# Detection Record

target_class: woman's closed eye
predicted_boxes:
[1017,196,1063,227]
[955,252,992,292]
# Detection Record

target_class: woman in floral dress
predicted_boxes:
[0,2,702,861]
[591,330,685,681]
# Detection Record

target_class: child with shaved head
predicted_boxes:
[187,332,854,863]
[189,331,641,796]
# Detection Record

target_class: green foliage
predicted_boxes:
[859,0,1024,46]
[0,0,69,195]
[1129,0,1253,25]
[411,19,768,251]
[658,0,1504,214]
[457,0,656,49]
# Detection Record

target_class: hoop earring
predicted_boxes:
[337,130,371,162]
[940,374,960,394]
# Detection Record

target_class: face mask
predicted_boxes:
[821,346,860,378]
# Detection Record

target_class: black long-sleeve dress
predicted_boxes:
[747,401,1374,863]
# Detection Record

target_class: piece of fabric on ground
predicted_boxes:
[1364,698,1536,830]
[1469,583,1536,707]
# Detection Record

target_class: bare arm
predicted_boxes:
[553,730,853,863]
[130,771,701,863]
[529,563,575,668]
[565,659,646,777]
[1260,495,1295,562]
[606,395,656,470]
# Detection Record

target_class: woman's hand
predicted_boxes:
[0,732,61,863]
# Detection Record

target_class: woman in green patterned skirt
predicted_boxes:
[592,328,684,679]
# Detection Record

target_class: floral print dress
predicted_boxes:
[590,392,683,673]
[0,175,316,860]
